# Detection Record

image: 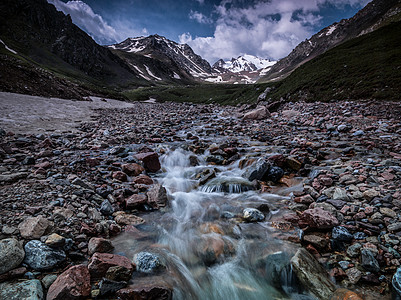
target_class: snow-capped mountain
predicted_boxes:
[213,55,276,73]
[109,35,213,79]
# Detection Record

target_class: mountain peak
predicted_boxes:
[214,55,276,73]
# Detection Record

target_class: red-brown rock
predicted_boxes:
[125,194,148,209]
[299,208,339,229]
[113,171,128,182]
[147,184,168,208]
[132,175,153,185]
[122,163,144,176]
[134,152,161,173]
[329,288,363,300]
[88,253,134,279]
[88,238,114,256]
[116,284,172,300]
[47,265,91,300]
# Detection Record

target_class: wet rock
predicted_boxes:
[18,216,50,239]
[303,235,328,249]
[47,265,91,300]
[133,252,165,273]
[265,166,284,183]
[105,266,133,282]
[0,279,43,300]
[392,266,401,298]
[263,251,292,289]
[113,212,145,226]
[203,177,255,193]
[134,152,161,173]
[116,283,172,300]
[100,199,114,216]
[285,157,302,171]
[332,226,353,242]
[291,248,335,299]
[243,208,265,222]
[345,267,362,284]
[88,252,134,279]
[45,233,66,248]
[243,106,270,120]
[122,163,144,176]
[132,174,154,185]
[99,278,127,296]
[41,274,58,289]
[300,208,339,229]
[0,238,25,275]
[113,171,128,182]
[147,184,168,208]
[330,288,363,300]
[125,194,147,209]
[361,249,380,273]
[206,155,225,165]
[242,158,270,181]
[88,237,114,256]
[24,240,66,271]
[346,243,362,258]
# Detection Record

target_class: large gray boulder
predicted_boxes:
[0,238,25,274]
[0,279,43,300]
[290,248,335,299]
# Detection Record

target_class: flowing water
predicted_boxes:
[112,146,315,299]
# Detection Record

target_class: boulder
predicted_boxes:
[265,166,284,183]
[88,237,114,256]
[242,158,270,181]
[134,152,161,173]
[243,208,265,222]
[243,106,270,120]
[24,240,66,271]
[133,252,165,273]
[132,174,154,185]
[125,194,148,210]
[291,248,335,299]
[392,265,401,298]
[147,184,168,208]
[88,253,134,279]
[122,163,144,176]
[0,238,25,275]
[18,216,50,239]
[361,249,380,273]
[0,279,43,300]
[47,265,91,300]
[113,212,145,226]
[300,208,339,229]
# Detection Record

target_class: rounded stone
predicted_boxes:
[133,252,165,273]
[243,208,265,222]
[0,238,25,275]
[24,240,66,271]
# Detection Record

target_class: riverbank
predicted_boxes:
[0,93,400,299]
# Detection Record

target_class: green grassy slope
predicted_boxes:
[123,83,271,105]
[262,20,401,102]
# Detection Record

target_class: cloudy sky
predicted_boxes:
[47,0,371,64]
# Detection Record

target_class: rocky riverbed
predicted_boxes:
[0,92,401,299]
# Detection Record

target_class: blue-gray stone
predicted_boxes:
[100,199,114,216]
[393,266,401,296]
[242,158,270,181]
[332,226,353,242]
[0,279,43,300]
[24,240,66,271]
[243,208,265,222]
[361,249,380,273]
[133,252,165,273]
[265,166,284,183]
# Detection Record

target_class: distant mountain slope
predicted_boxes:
[110,35,213,81]
[261,0,401,82]
[265,20,401,102]
[0,0,142,89]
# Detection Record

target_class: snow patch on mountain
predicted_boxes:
[213,55,276,73]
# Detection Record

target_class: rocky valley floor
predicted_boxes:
[0,92,401,299]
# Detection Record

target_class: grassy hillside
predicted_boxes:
[123,83,271,105]
[261,20,401,102]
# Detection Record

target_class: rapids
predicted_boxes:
[112,147,314,299]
